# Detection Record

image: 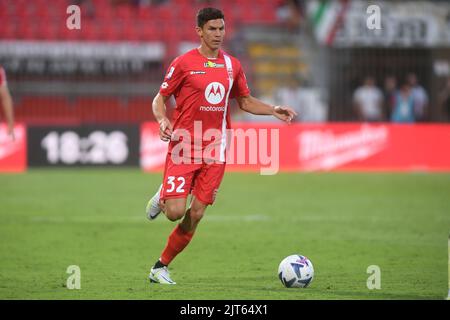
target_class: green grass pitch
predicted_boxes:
[0,169,449,299]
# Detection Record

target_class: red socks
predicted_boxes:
[160,224,194,266]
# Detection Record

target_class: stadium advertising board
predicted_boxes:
[28,125,139,167]
[141,123,450,173]
[0,123,27,172]
[293,124,450,172]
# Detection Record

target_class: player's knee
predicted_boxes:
[189,206,206,222]
[165,203,185,221]
[165,209,184,221]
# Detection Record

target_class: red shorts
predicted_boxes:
[160,154,226,205]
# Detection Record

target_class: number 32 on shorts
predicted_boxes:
[166,176,185,193]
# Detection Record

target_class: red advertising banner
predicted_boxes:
[0,123,27,173]
[140,122,169,171]
[140,123,450,173]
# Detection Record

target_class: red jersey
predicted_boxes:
[0,66,6,87]
[159,48,250,163]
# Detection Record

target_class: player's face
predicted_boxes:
[197,19,225,50]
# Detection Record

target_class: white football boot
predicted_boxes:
[146,184,163,220]
[149,266,176,284]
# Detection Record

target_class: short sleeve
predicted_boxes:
[159,57,185,97]
[230,63,250,99]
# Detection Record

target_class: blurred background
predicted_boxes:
[1,0,449,125]
[1,0,450,172]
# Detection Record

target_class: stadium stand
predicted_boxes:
[0,0,278,42]
[2,0,450,123]
[0,0,282,124]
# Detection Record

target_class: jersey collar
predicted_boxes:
[196,48,223,61]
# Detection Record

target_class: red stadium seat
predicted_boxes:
[0,22,16,39]
[18,23,36,40]
[115,5,135,20]
[127,97,157,122]
[13,0,28,17]
[156,6,173,21]
[79,20,98,40]
[137,5,152,20]
[15,92,175,124]
[94,0,114,18]
[6,0,279,42]
[15,96,78,125]
[7,0,285,126]
[99,20,117,41]
[77,97,121,123]
[141,23,159,41]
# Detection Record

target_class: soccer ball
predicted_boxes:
[278,254,314,288]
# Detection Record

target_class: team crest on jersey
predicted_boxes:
[204,61,225,68]
[205,82,225,105]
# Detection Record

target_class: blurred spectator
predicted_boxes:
[297,87,328,122]
[438,77,450,122]
[383,75,397,120]
[352,76,384,122]
[407,73,429,122]
[274,79,302,121]
[276,0,303,32]
[391,81,415,123]
[274,79,328,122]
[0,66,15,141]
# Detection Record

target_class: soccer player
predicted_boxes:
[146,7,297,284]
[0,65,15,141]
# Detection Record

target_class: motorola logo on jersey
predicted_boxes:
[199,106,225,112]
[205,82,225,105]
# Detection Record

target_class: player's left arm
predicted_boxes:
[236,95,298,124]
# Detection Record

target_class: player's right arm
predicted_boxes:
[0,67,15,141]
[154,56,186,142]
[152,93,172,142]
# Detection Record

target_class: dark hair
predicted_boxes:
[197,7,224,28]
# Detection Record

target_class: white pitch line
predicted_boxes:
[28,214,272,224]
